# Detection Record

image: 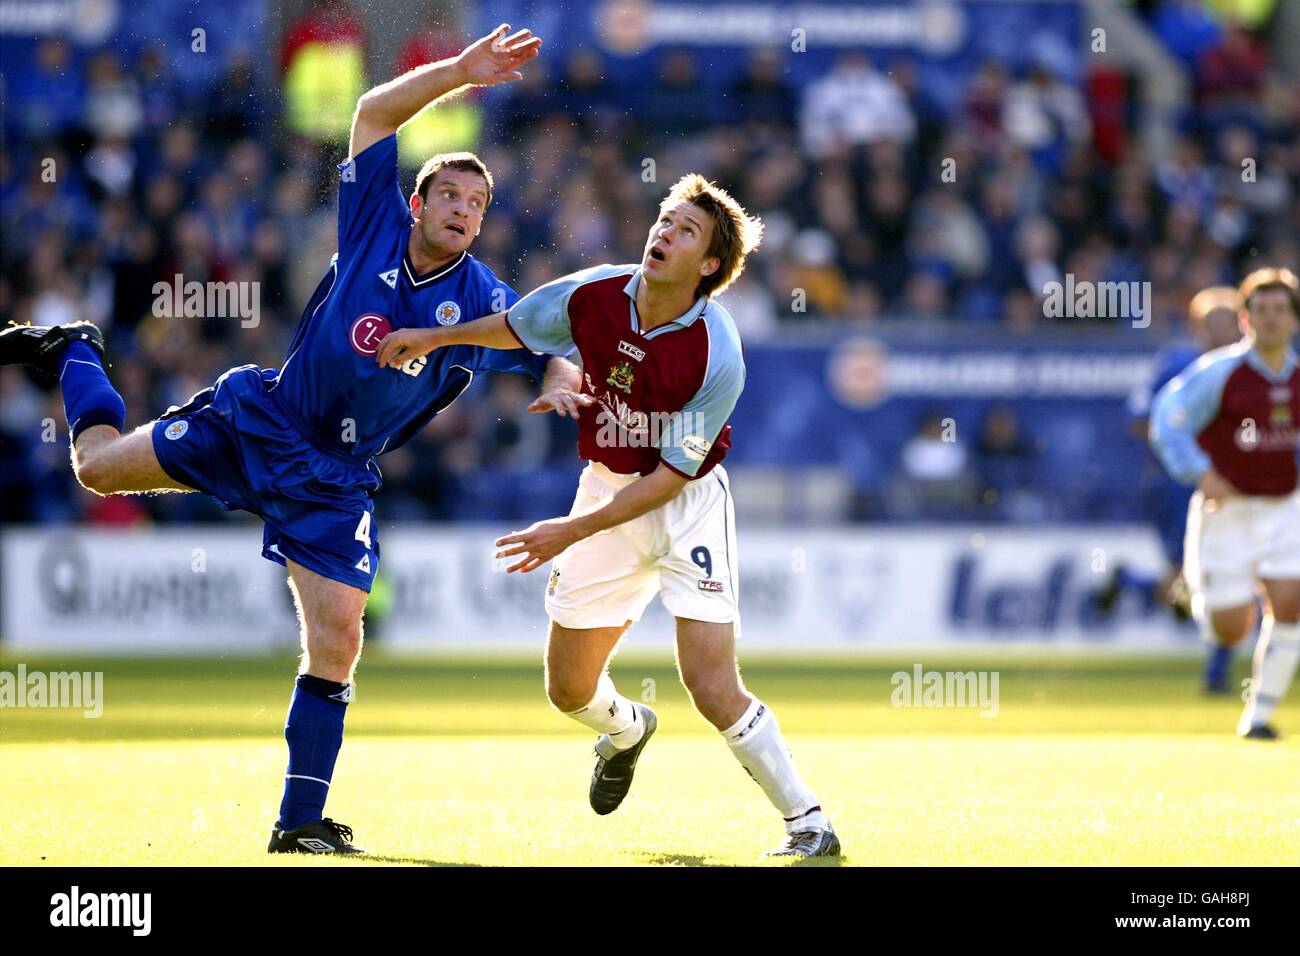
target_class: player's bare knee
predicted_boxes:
[306,620,363,672]
[679,668,743,723]
[1210,607,1253,646]
[546,673,595,714]
[1263,589,1300,623]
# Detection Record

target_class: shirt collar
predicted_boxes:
[623,268,708,333]
[1245,344,1298,381]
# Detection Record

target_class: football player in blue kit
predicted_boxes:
[0,24,582,854]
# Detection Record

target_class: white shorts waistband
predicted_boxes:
[587,460,642,490]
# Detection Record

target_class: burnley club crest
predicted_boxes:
[607,361,635,394]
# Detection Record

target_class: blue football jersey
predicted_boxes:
[1126,343,1201,425]
[272,134,551,458]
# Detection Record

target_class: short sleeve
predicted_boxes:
[337,134,409,255]
[467,283,551,381]
[658,345,745,479]
[504,273,583,355]
[1148,352,1234,484]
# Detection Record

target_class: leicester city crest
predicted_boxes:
[435,301,462,326]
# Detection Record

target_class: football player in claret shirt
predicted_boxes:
[377,174,840,859]
[1150,268,1300,739]
[1102,286,1243,691]
[1,24,583,854]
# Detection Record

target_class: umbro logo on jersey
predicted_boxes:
[378,268,398,289]
[618,340,646,362]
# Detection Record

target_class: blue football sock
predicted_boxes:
[277,674,351,830]
[58,341,126,440]
[1205,644,1233,687]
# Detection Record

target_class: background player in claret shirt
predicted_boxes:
[1150,268,1300,740]
[1102,287,1244,691]
[375,174,839,859]
[0,24,583,854]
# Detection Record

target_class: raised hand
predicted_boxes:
[457,24,543,87]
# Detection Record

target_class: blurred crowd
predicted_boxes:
[1,0,1297,526]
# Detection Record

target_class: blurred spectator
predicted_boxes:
[889,414,978,516]
[1004,65,1089,171]
[1197,23,1268,110]
[801,54,916,159]
[281,0,368,142]
[731,48,797,125]
[1151,0,1224,69]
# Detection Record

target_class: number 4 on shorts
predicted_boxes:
[354,511,372,574]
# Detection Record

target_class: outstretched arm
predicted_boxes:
[350,23,542,157]
[494,463,690,573]
[377,316,589,416]
[375,312,515,367]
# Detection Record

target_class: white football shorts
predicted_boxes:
[1184,489,1300,614]
[544,461,740,629]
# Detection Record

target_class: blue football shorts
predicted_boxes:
[151,365,381,591]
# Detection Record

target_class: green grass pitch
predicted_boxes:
[2,651,1296,866]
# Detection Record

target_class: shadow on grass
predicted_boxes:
[633,850,846,867]
[361,855,487,867]
[788,852,846,867]
[634,851,722,867]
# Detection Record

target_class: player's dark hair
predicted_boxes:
[415,152,494,208]
[1239,267,1300,317]
[661,173,763,299]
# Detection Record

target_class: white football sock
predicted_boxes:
[722,697,826,833]
[1239,618,1300,732]
[565,673,644,750]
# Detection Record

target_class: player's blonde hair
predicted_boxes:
[1187,286,1242,325]
[1239,267,1300,316]
[661,173,763,299]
